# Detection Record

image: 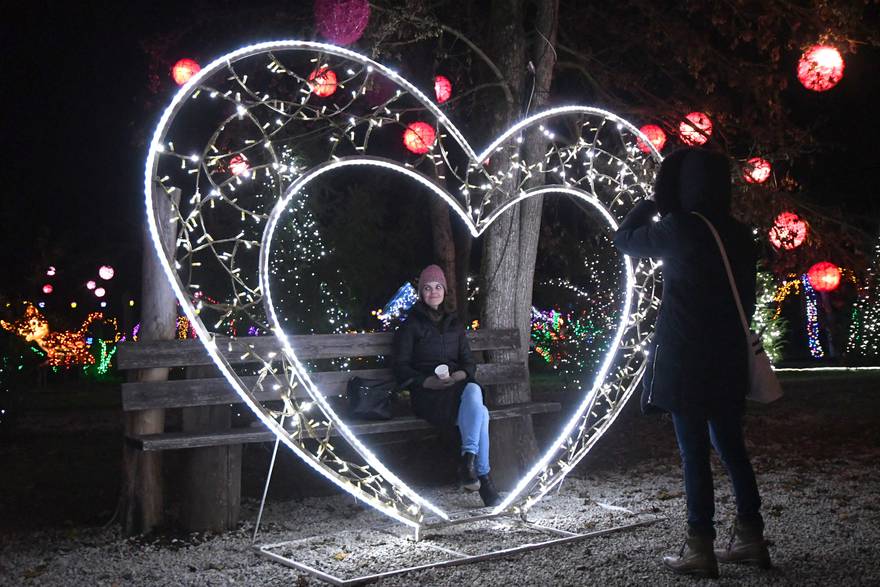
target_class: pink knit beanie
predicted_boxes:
[418,264,447,290]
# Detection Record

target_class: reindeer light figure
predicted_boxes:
[1,304,109,367]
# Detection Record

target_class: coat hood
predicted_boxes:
[653,148,731,217]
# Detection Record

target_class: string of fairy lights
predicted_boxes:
[146,40,663,528]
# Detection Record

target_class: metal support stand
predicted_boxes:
[254,510,660,586]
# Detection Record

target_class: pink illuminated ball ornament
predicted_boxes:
[807,262,841,292]
[229,155,250,176]
[172,58,201,86]
[637,124,667,153]
[86,280,96,290]
[94,287,106,298]
[679,112,713,146]
[46,266,56,276]
[98,265,115,280]
[434,75,452,104]
[403,122,436,154]
[42,284,54,294]
[744,157,772,184]
[308,67,338,98]
[769,212,808,250]
[797,45,844,92]
[314,0,371,46]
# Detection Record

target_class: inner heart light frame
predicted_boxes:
[145,40,663,530]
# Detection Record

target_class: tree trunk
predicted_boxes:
[122,186,180,535]
[481,0,558,489]
[429,196,458,309]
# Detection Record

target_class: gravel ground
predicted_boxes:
[1,382,878,586]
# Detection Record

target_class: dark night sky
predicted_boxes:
[2,3,878,310]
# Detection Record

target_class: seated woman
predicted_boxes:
[392,264,501,507]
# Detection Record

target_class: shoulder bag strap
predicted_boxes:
[691,212,751,336]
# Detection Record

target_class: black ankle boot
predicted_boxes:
[459,452,479,491]
[478,475,501,507]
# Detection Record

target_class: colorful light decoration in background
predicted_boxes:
[403,121,436,154]
[678,111,712,145]
[172,58,201,86]
[313,0,371,45]
[374,282,418,328]
[229,154,251,176]
[94,287,106,298]
[434,75,452,104]
[807,261,841,292]
[743,157,772,184]
[86,280,96,290]
[98,265,115,280]
[46,266,56,276]
[308,67,339,97]
[847,237,880,358]
[752,271,787,363]
[802,274,825,358]
[797,45,844,92]
[769,211,808,250]
[637,124,666,154]
[42,284,53,294]
[0,305,119,368]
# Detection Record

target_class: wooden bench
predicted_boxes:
[118,328,560,450]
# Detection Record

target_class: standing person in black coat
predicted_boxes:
[613,148,771,578]
[392,264,501,507]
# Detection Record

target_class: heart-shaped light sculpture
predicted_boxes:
[145,41,663,529]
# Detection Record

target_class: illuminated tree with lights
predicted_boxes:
[847,237,880,360]
[751,270,787,364]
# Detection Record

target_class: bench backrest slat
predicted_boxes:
[121,362,527,411]
[117,329,519,370]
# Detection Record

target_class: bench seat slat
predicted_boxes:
[117,329,520,370]
[128,402,562,451]
[122,363,528,411]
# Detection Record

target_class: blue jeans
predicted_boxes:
[671,410,763,538]
[457,383,490,476]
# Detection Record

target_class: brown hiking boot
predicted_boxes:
[715,519,772,569]
[663,534,719,578]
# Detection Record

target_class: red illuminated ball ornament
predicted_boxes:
[86,280,96,290]
[94,287,106,298]
[228,155,250,176]
[679,112,713,145]
[807,262,841,292]
[98,265,115,280]
[42,284,54,294]
[172,58,201,86]
[637,124,667,153]
[744,157,772,184]
[768,212,808,250]
[314,0,371,46]
[434,75,452,104]
[403,122,436,154]
[797,45,844,92]
[308,67,338,98]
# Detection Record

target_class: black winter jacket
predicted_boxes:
[613,149,757,417]
[392,302,479,426]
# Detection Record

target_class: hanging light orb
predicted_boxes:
[807,261,841,292]
[228,154,250,176]
[797,45,844,92]
[434,75,452,104]
[94,287,106,298]
[86,280,97,290]
[769,211,808,250]
[314,0,371,46]
[42,284,54,295]
[403,122,436,154]
[46,266,56,277]
[98,265,115,280]
[308,67,338,98]
[744,157,772,184]
[637,124,667,153]
[171,58,201,86]
[679,112,713,145]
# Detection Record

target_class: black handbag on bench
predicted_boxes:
[346,377,401,421]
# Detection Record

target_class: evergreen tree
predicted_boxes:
[847,237,880,360]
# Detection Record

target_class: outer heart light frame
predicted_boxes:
[145,40,663,529]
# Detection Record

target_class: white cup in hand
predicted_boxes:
[434,364,450,380]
